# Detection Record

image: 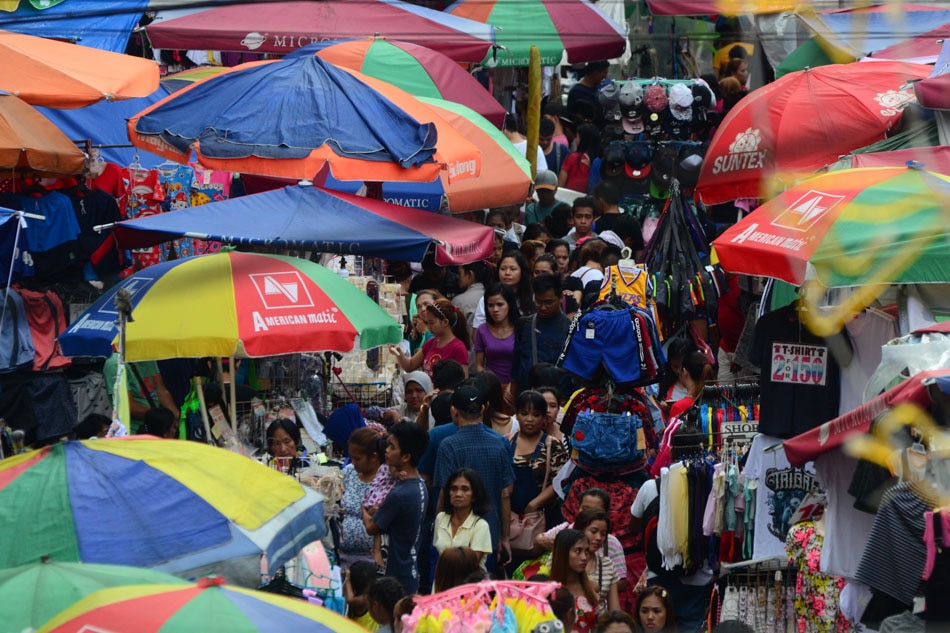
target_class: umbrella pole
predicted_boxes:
[215,357,227,419]
[195,375,213,444]
[229,356,238,431]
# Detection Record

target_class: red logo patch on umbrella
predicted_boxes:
[771,191,845,232]
[249,272,315,309]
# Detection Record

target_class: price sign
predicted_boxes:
[770,343,828,386]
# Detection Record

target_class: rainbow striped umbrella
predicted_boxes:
[59,251,402,360]
[446,0,626,68]
[38,577,365,633]
[713,165,950,288]
[0,438,325,574]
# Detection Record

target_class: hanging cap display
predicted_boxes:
[619,82,643,108]
[668,83,693,121]
[644,84,668,113]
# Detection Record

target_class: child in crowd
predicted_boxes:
[367,576,407,633]
[393,595,417,633]
[565,198,598,250]
[343,560,380,631]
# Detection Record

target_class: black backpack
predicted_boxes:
[641,482,697,577]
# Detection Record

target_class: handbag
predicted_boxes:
[508,437,552,552]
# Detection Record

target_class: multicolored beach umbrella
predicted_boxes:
[37,577,367,633]
[712,166,950,288]
[59,251,402,360]
[0,438,326,574]
[446,0,626,68]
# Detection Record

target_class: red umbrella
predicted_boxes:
[696,61,931,204]
[847,146,950,175]
[783,369,950,467]
[144,0,495,64]
[871,22,950,62]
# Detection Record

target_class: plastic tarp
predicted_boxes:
[36,86,170,168]
[0,0,149,52]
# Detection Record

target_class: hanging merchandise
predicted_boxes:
[405,580,561,633]
[642,180,725,325]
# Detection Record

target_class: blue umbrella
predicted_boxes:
[129,56,445,181]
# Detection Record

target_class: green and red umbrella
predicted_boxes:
[446,0,626,68]
[712,165,950,288]
[37,576,368,633]
[313,37,506,128]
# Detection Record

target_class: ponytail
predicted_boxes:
[450,305,471,348]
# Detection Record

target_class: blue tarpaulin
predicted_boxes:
[0,0,150,53]
[37,86,171,168]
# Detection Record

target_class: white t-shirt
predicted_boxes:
[514,140,548,172]
[742,434,817,561]
[839,311,898,414]
[814,452,876,580]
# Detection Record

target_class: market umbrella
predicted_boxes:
[0,91,85,174]
[797,5,950,58]
[144,0,495,63]
[644,0,796,15]
[160,66,229,92]
[446,0,626,67]
[773,37,847,79]
[0,438,326,574]
[316,96,532,213]
[128,55,481,183]
[0,29,159,108]
[58,251,402,360]
[696,61,930,204]
[711,165,950,288]
[782,368,950,467]
[310,37,506,128]
[870,21,950,62]
[107,183,495,265]
[0,560,186,633]
[37,576,366,633]
[0,0,147,53]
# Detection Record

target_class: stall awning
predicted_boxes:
[783,369,950,467]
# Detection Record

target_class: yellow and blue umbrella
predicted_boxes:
[0,438,325,574]
[58,251,402,360]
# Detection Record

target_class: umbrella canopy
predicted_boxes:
[129,56,482,183]
[160,66,230,92]
[0,0,148,53]
[0,438,326,574]
[446,0,626,67]
[696,61,930,204]
[144,0,495,63]
[0,29,159,108]
[783,369,950,467]
[38,577,367,633]
[870,21,950,62]
[0,560,186,633]
[0,92,85,174]
[59,251,402,360]
[838,146,950,176]
[109,184,495,266]
[798,5,950,58]
[317,96,532,213]
[644,0,795,15]
[312,37,506,128]
[773,37,847,79]
[712,166,950,288]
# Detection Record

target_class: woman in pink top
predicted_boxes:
[391,298,471,378]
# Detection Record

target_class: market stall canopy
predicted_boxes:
[36,86,170,168]
[696,61,930,204]
[0,438,326,574]
[0,0,148,52]
[798,4,950,58]
[144,0,496,63]
[712,166,950,288]
[914,73,950,111]
[445,0,626,68]
[59,252,402,360]
[870,21,950,63]
[644,0,795,15]
[0,30,159,108]
[783,368,950,467]
[128,56,482,183]
[0,91,85,174]
[310,37,506,129]
[842,147,950,176]
[110,184,495,266]
[774,37,848,78]
[316,96,532,213]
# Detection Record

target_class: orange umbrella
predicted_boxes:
[129,57,480,183]
[0,30,159,109]
[0,92,85,174]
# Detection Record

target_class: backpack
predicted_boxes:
[641,482,697,577]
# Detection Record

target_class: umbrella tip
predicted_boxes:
[906,160,925,171]
[197,576,227,589]
[298,179,313,187]
[41,555,51,564]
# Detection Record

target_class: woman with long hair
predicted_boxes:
[668,349,716,420]
[550,529,600,632]
[472,251,534,331]
[477,369,518,437]
[339,427,386,567]
[433,468,493,568]
[572,509,620,614]
[407,288,445,355]
[634,586,677,633]
[390,298,470,378]
[433,545,484,593]
[558,123,601,193]
[474,283,520,390]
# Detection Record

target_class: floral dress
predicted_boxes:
[339,464,374,559]
[785,521,851,633]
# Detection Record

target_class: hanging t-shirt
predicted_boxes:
[750,303,847,438]
[742,433,819,560]
[839,311,898,415]
[16,192,82,277]
[158,164,196,260]
[814,452,877,580]
[188,163,229,255]
[125,168,165,270]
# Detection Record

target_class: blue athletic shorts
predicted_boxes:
[561,308,642,383]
